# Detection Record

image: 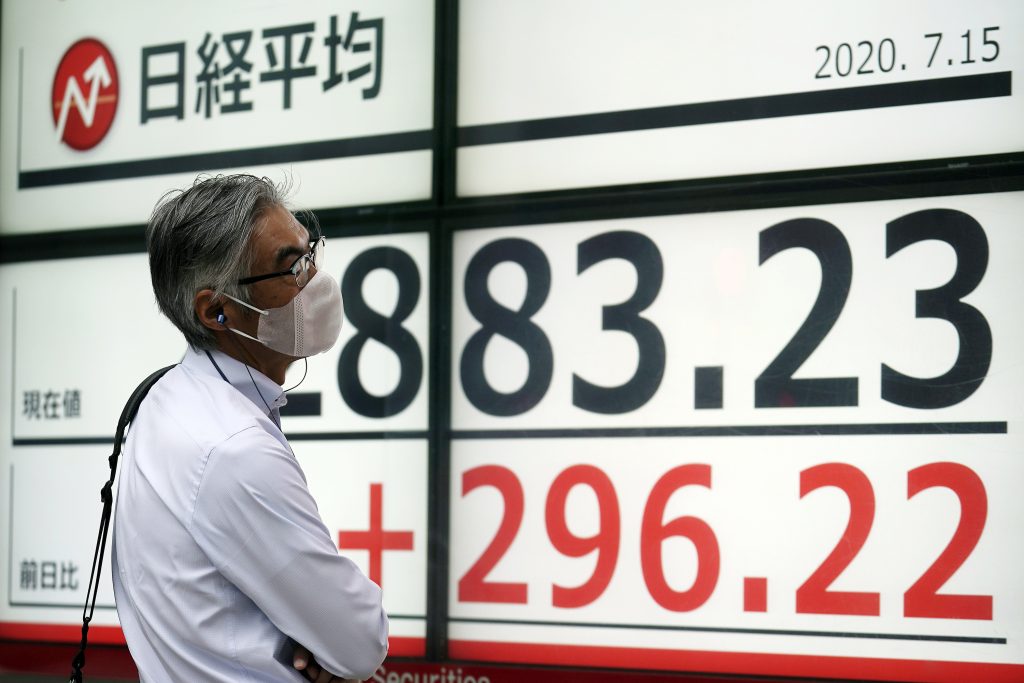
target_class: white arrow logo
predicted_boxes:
[55,55,112,142]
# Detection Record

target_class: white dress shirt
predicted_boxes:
[112,346,388,682]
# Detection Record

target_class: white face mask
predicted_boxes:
[222,270,343,357]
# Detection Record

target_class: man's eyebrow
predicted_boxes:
[274,244,306,268]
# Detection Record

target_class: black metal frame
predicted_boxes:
[2,0,1023,674]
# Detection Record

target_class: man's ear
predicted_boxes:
[194,289,225,332]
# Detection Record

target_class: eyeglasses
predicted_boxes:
[237,236,324,288]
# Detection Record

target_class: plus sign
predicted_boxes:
[338,483,413,587]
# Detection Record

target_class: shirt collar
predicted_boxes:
[182,346,288,412]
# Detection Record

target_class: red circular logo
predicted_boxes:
[51,38,119,151]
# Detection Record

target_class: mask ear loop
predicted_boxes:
[219,293,269,345]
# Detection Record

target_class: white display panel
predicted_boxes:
[275,439,428,651]
[0,231,431,657]
[457,0,1024,197]
[283,232,431,435]
[0,0,434,233]
[447,191,1024,681]
[280,230,432,655]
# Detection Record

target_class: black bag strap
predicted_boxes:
[70,365,177,683]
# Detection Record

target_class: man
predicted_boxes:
[112,174,388,682]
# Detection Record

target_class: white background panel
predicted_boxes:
[283,231,430,434]
[0,231,431,640]
[0,255,177,628]
[448,435,1023,665]
[450,191,1024,430]
[7,446,121,624]
[3,230,431,439]
[4,254,184,439]
[0,0,434,232]
[457,0,1023,196]
[295,439,428,638]
[1,441,428,636]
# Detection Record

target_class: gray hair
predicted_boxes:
[147,173,289,350]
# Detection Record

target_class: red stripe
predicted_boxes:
[449,639,1024,683]
[0,621,126,645]
[0,640,138,679]
[387,636,426,657]
[15,622,1016,683]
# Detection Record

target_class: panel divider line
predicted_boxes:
[448,617,1006,644]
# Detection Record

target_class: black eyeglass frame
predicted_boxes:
[236,236,324,287]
